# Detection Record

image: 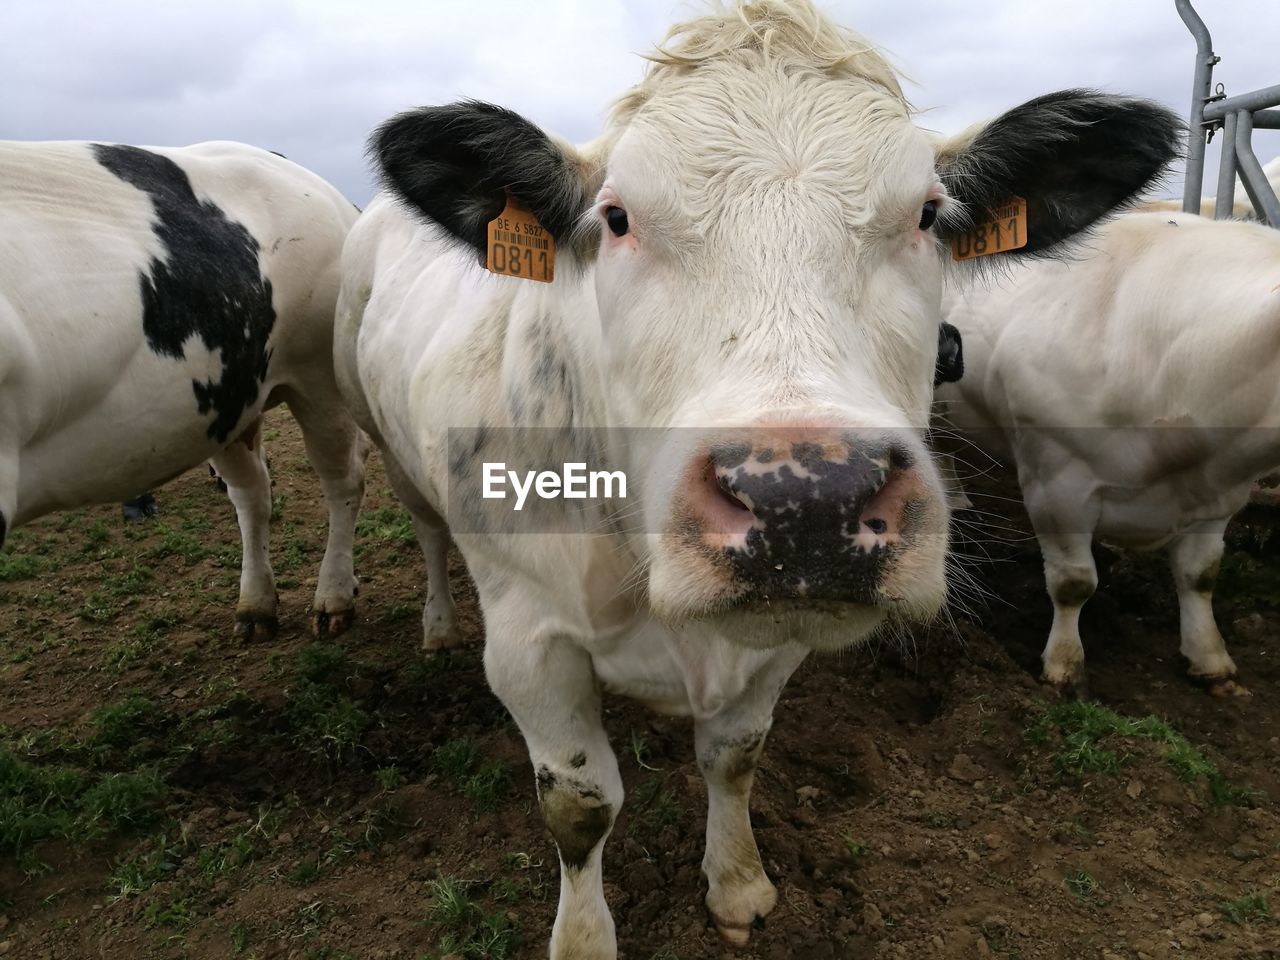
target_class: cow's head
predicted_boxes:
[373,1,1180,649]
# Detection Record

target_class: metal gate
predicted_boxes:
[1177,0,1280,226]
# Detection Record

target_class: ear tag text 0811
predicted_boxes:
[487,195,555,283]
[950,196,1028,261]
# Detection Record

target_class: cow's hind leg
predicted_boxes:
[381,456,462,652]
[1037,531,1098,695]
[697,646,805,945]
[1170,523,1247,697]
[211,421,277,641]
[285,394,366,639]
[485,595,621,960]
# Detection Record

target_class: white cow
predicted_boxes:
[0,141,364,639]
[1142,154,1280,218]
[335,2,1179,955]
[940,211,1280,697]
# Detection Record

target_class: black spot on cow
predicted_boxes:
[92,144,276,444]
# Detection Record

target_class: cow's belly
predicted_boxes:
[1093,478,1253,550]
[13,352,269,521]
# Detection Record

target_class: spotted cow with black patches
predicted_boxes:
[0,139,365,639]
[334,2,1180,955]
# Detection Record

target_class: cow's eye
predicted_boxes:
[605,205,629,237]
[918,200,938,231]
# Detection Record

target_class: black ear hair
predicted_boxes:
[934,322,964,387]
[371,101,593,262]
[936,90,1183,255]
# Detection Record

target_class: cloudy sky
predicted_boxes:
[2,0,1276,205]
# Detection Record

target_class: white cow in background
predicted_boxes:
[336,1,1180,955]
[1142,154,1280,218]
[0,141,364,639]
[940,211,1280,697]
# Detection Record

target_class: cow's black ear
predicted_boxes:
[935,90,1183,256]
[372,101,595,262]
[934,322,963,387]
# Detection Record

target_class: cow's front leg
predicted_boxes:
[696,646,805,945]
[211,422,277,640]
[1036,531,1098,694]
[484,613,621,959]
[1170,524,1247,697]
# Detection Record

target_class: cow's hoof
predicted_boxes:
[707,877,776,947]
[423,620,465,653]
[1041,665,1090,701]
[1197,674,1251,698]
[708,910,768,947]
[234,613,278,642]
[312,607,356,639]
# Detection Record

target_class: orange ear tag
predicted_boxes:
[487,196,555,282]
[950,196,1028,261]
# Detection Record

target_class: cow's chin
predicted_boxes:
[646,535,947,651]
[683,602,890,652]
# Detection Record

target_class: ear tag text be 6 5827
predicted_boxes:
[487,196,555,283]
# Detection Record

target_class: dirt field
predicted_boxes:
[1,408,1276,960]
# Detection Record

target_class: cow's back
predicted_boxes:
[945,213,1280,434]
[0,140,357,518]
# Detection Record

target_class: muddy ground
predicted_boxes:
[1,408,1276,960]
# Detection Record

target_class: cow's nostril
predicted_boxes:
[715,475,752,513]
[865,517,887,535]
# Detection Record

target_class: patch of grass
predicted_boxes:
[0,744,165,873]
[356,506,417,545]
[150,526,212,565]
[380,603,418,624]
[1025,702,1256,805]
[1063,867,1105,906]
[78,770,166,834]
[231,922,251,953]
[629,730,661,772]
[629,777,681,831]
[923,811,952,829]
[433,739,481,780]
[1220,889,1270,925]
[109,838,176,898]
[92,693,166,749]
[0,552,42,582]
[144,894,196,931]
[425,875,521,960]
[196,831,259,881]
[432,739,511,812]
[288,858,322,886]
[841,833,868,858]
[76,590,124,624]
[289,645,368,763]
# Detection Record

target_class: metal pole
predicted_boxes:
[1254,109,1280,129]
[1176,0,1216,212]
[1235,110,1280,227]
[1202,85,1280,121]
[1214,112,1238,218]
